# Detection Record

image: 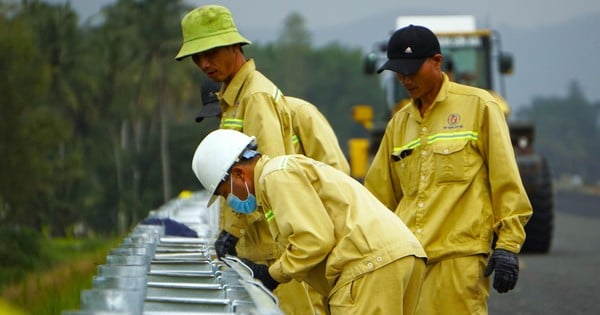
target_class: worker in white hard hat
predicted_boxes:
[176,5,322,313]
[193,80,349,315]
[192,129,427,315]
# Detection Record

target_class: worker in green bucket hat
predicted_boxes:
[175,5,325,315]
[175,5,251,62]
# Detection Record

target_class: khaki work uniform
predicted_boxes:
[218,59,294,260]
[217,59,315,314]
[285,96,350,312]
[254,154,427,315]
[365,74,532,315]
[286,97,350,175]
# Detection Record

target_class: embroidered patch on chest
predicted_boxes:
[445,113,463,129]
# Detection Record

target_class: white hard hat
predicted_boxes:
[192,129,256,206]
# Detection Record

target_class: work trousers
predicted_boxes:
[328,255,426,315]
[415,254,491,315]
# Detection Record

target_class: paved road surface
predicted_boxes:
[488,191,600,314]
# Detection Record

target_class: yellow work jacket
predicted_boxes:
[364,74,532,263]
[286,97,350,175]
[254,154,427,297]
[217,59,296,261]
[219,59,295,157]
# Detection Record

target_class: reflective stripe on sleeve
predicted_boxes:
[221,118,243,130]
[265,209,275,222]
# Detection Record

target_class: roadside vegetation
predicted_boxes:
[0,228,118,315]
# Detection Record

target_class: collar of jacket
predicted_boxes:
[253,154,269,208]
[405,72,451,118]
[221,59,256,107]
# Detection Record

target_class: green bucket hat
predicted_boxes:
[175,5,251,61]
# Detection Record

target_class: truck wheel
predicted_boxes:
[522,158,554,253]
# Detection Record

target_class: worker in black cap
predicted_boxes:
[365,24,532,315]
[195,79,222,123]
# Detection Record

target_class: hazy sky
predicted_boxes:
[186,0,600,29]
[68,0,600,30]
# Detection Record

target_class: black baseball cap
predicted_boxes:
[377,25,441,75]
[195,79,222,123]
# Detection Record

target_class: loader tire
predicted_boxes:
[522,158,554,253]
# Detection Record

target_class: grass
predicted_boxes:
[1,236,119,315]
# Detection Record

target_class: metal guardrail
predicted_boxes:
[61,191,283,315]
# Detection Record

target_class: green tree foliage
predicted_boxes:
[0,6,71,230]
[16,1,96,235]
[0,6,77,281]
[247,13,385,153]
[272,12,312,96]
[82,0,194,233]
[1,3,384,237]
[0,226,44,285]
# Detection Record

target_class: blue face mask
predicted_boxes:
[226,178,257,214]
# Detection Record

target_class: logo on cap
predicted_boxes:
[376,25,441,74]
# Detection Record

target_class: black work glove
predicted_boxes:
[241,258,279,291]
[214,230,238,258]
[484,248,519,293]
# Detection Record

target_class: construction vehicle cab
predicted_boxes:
[352,15,553,253]
[362,15,512,116]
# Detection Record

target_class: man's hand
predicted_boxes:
[241,258,279,291]
[214,230,238,258]
[484,248,519,293]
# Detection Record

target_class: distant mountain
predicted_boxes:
[244,9,600,110]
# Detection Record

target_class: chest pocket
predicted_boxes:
[432,140,469,183]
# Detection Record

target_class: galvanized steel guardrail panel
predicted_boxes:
[62,191,283,315]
